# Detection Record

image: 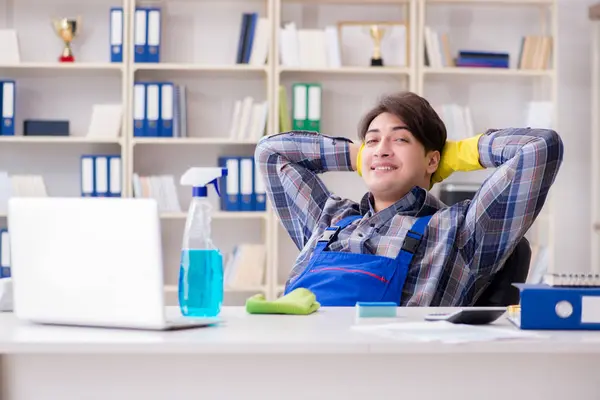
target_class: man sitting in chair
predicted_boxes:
[254,91,563,307]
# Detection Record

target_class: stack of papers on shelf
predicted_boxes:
[423,26,452,68]
[352,321,546,344]
[131,174,181,213]
[224,244,266,289]
[11,175,48,197]
[279,23,341,68]
[229,96,268,141]
[86,104,122,139]
[0,172,47,215]
[0,30,20,64]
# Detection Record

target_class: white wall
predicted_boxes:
[554,0,594,272]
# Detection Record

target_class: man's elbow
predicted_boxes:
[254,135,275,167]
[530,128,564,170]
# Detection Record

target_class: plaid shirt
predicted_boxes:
[254,128,564,306]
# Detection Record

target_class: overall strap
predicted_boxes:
[314,215,362,254]
[395,215,432,265]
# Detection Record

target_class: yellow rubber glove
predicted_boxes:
[430,134,484,188]
[356,142,365,177]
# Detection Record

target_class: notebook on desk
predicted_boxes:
[542,273,600,287]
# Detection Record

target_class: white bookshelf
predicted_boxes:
[416,0,558,277]
[0,0,558,303]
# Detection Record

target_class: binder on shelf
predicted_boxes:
[94,156,109,197]
[80,155,95,197]
[146,83,159,137]
[0,229,9,278]
[509,283,600,330]
[1,80,15,136]
[307,83,322,132]
[240,157,253,211]
[134,7,148,62]
[292,83,307,130]
[108,155,122,197]
[146,7,161,63]
[133,82,146,137]
[80,155,121,197]
[218,156,240,211]
[253,157,266,211]
[160,82,174,137]
[109,7,123,63]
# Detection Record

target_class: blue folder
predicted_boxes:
[510,283,600,330]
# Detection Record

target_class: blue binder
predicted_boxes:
[146,7,161,63]
[145,82,159,137]
[218,156,240,211]
[242,13,258,63]
[252,158,266,211]
[107,155,122,197]
[1,80,15,136]
[109,7,123,62]
[239,156,253,211]
[159,82,173,137]
[94,155,110,197]
[510,283,600,330]
[0,228,8,278]
[133,82,146,137]
[134,7,148,62]
[80,155,96,197]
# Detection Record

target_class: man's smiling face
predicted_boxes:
[361,112,439,201]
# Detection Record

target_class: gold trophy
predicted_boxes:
[369,25,385,66]
[52,17,82,62]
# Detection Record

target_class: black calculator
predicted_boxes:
[424,308,506,325]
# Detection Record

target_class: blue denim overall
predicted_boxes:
[284,214,432,306]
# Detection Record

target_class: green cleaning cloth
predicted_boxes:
[246,288,320,315]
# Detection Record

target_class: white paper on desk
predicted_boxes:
[352,321,546,344]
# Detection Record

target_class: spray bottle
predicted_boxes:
[179,167,227,318]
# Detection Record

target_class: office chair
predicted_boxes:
[473,237,532,307]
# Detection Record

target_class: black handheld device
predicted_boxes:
[424,308,506,325]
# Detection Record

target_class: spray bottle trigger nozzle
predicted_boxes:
[211,178,221,198]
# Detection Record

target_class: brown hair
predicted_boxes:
[357,91,447,154]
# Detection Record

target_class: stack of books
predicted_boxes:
[131,174,181,213]
[236,13,270,65]
[228,96,268,141]
[279,23,341,68]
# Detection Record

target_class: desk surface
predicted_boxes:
[1,307,600,355]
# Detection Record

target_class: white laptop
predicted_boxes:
[7,197,220,330]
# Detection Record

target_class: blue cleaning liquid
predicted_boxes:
[178,249,223,317]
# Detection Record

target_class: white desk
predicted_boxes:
[1,307,599,400]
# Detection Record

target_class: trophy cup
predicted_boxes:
[52,17,82,62]
[369,25,386,67]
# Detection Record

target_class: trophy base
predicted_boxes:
[59,55,75,62]
[370,58,384,67]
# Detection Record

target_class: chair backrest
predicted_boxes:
[474,237,532,307]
